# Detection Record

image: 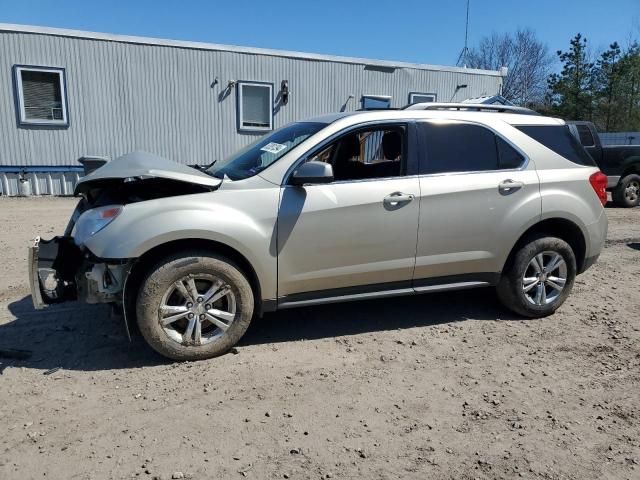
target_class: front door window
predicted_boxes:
[311,127,405,181]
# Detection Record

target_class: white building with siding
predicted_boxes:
[0,23,505,195]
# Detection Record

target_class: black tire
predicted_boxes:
[497,236,576,318]
[136,251,254,361]
[612,173,640,208]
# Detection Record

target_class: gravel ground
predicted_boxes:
[0,196,639,480]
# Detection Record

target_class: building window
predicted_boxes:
[14,66,69,127]
[408,92,436,104]
[237,81,273,132]
[361,95,391,110]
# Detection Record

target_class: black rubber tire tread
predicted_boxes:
[612,173,640,208]
[497,235,576,318]
[136,250,254,361]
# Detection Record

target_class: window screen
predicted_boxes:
[238,82,273,131]
[409,93,436,104]
[361,96,391,110]
[516,125,596,166]
[575,124,595,147]
[15,66,68,126]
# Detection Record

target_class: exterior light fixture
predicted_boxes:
[340,94,355,112]
[280,80,289,105]
[450,84,468,101]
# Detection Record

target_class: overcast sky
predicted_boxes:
[2,0,639,67]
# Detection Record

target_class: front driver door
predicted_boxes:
[276,123,421,303]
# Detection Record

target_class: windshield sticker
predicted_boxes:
[260,142,288,155]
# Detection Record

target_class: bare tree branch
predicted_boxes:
[467,29,555,105]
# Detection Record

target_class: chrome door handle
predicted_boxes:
[383,192,415,206]
[498,179,524,195]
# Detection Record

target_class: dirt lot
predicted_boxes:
[0,197,639,480]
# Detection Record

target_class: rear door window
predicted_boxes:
[418,122,525,174]
[516,125,596,166]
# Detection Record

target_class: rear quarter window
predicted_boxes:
[516,125,596,166]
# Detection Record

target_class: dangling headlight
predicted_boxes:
[73,205,122,246]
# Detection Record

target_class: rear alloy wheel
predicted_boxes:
[612,173,640,208]
[497,236,576,318]
[136,251,254,361]
[521,252,568,306]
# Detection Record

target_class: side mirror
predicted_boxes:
[290,160,334,186]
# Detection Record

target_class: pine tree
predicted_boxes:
[617,44,640,130]
[594,42,622,131]
[547,34,595,121]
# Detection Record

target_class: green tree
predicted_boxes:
[547,34,595,121]
[617,44,640,130]
[593,42,622,131]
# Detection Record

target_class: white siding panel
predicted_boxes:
[0,30,503,168]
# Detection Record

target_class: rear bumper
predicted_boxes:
[580,254,600,274]
[580,210,608,274]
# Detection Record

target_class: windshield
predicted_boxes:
[207,122,327,180]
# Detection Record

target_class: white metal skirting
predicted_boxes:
[0,172,81,196]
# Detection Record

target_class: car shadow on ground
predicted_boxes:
[627,242,640,251]
[242,288,518,346]
[1,295,166,373]
[0,288,522,373]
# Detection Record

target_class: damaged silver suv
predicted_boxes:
[29,104,608,361]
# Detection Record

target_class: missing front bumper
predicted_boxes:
[29,236,82,309]
[28,235,130,309]
[28,237,45,310]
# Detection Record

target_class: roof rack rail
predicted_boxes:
[402,102,540,116]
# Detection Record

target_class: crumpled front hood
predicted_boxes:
[74,151,222,195]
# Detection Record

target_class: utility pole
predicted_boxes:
[456,0,470,67]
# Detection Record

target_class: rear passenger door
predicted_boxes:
[413,120,541,287]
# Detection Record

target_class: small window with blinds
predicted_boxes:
[237,82,273,132]
[408,92,437,104]
[14,66,69,127]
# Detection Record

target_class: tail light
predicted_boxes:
[589,171,608,206]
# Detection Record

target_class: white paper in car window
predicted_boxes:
[260,142,287,155]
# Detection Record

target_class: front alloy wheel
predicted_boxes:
[159,275,236,346]
[136,251,254,361]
